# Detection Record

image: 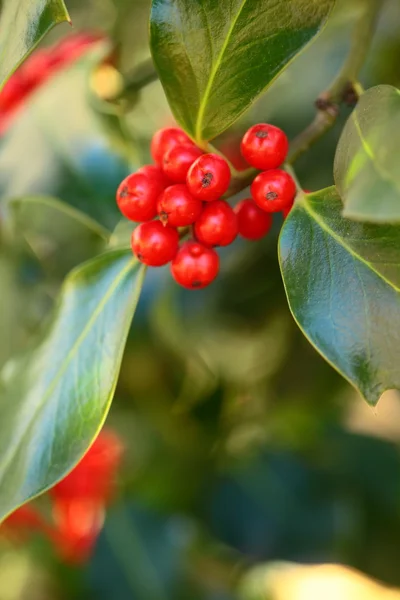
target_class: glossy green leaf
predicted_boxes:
[335,85,400,223]
[0,0,70,89]
[0,250,146,521]
[9,196,109,278]
[279,186,400,405]
[109,219,134,249]
[150,0,335,143]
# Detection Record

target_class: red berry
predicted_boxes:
[251,169,296,213]
[20,49,55,87]
[157,184,202,227]
[56,33,103,64]
[171,241,219,289]
[187,154,231,201]
[162,144,203,183]
[194,200,238,247]
[235,199,273,240]
[0,73,30,112]
[151,127,193,165]
[137,164,171,188]
[131,221,179,266]
[241,123,289,170]
[116,172,163,222]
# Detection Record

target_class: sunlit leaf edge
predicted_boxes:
[0,248,146,522]
[278,186,398,406]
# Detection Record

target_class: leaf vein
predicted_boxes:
[303,198,400,293]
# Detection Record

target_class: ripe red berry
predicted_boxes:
[157,184,202,227]
[235,199,273,240]
[151,127,194,165]
[171,241,219,289]
[116,172,163,222]
[187,154,231,201]
[131,221,179,266]
[162,144,203,183]
[251,169,296,213]
[241,123,289,170]
[194,200,238,247]
[137,164,171,188]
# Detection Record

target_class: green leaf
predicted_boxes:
[279,186,400,405]
[334,85,400,223]
[0,197,109,374]
[0,0,70,89]
[0,253,44,370]
[150,0,335,143]
[9,196,109,278]
[0,250,146,521]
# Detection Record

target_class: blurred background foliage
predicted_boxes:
[1,0,400,598]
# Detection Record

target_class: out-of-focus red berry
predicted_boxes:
[4,505,41,528]
[0,32,102,137]
[50,430,124,504]
[51,498,105,564]
[2,429,124,566]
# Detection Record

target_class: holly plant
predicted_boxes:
[0,0,397,550]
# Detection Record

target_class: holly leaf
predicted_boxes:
[0,250,146,521]
[8,195,109,278]
[279,186,400,405]
[150,0,335,143]
[334,85,400,223]
[0,0,70,88]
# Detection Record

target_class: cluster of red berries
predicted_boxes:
[116,123,296,290]
[0,33,101,135]
[3,429,123,564]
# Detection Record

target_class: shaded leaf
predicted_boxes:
[150,0,335,142]
[9,195,109,278]
[109,219,134,249]
[0,0,70,88]
[0,253,46,369]
[335,85,400,223]
[279,186,400,405]
[0,249,146,521]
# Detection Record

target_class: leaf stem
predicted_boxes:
[287,0,381,164]
[116,58,158,101]
[206,142,239,176]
